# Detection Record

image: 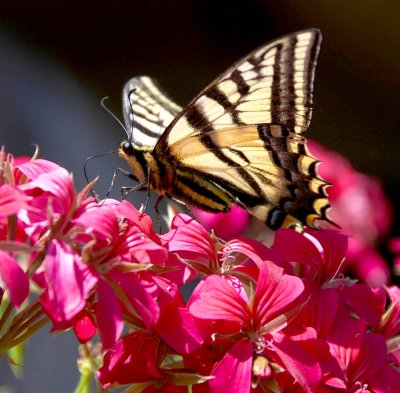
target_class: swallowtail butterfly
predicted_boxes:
[118,29,333,229]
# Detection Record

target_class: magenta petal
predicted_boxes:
[96,279,124,349]
[110,271,160,328]
[306,229,348,281]
[370,363,400,392]
[190,275,251,325]
[209,338,253,393]
[0,184,30,216]
[340,284,386,328]
[20,167,75,214]
[14,158,60,181]
[0,250,29,306]
[298,288,339,338]
[74,204,119,241]
[253,261,304,329]
[73,312,97,343]
[161,214,216,262]
[193,204,250,239]
[350,333,387,382]
[271,229,323,272]
[155,306,203,354]
[272,333,322,393]
[41,240,96,323]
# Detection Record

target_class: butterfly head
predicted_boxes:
[118,140,149,183]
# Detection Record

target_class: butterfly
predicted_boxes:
[118,29,333,230]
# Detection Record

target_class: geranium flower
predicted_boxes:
[1,148,399,393]
[162,213,270,279]
[327,315,400,392]
[271,229,386,337]
[98,330,209,392]
[189,260,332,392]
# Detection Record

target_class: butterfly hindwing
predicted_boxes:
[123,76,182,150]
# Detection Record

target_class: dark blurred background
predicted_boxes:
[0,1,399,392]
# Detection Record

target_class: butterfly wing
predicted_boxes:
[153,29,331,229]
[123,76,182,150]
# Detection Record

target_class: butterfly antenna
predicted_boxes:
[100,97,131,141]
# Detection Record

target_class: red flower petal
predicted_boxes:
[0,184,30,216]
[155,305,203,354]
[209,338,253,393]
[73,312,97,344]
[41,240,96,323]
[95,279,124,349]
[253,261,305,330]
[190,275,251,327]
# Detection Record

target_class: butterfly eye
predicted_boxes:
[120,141,134,156]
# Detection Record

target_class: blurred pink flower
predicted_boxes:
[192,203,250,239]
[309,141,392,286]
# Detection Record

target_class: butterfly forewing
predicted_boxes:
[123,76,182,150]
[155,29,321,153]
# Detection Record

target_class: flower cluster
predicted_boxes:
[0,150,399,393]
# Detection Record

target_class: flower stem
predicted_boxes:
[0,317,48,353]
[0,299,48,355]
[0,302,13,333]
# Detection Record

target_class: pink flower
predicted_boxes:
[2,147,399,392]
[0,184,30,217]
[98,330,204,392]
[192,203,250,239]
[162,213,270,278]
[327,315,400,391]
[379,285,400,339]
[189,261,329,392]
[98,331,166,388]
[271,229,386,336]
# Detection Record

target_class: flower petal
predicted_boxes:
[0,250,29,306]
[73,312,97,344]
[41,240,96,323]
[161,214,217,264]
[96,279,124,348]
[272,333,322,393]
[155,305,203,354]
[14,158,60,182]
[253,261,305,330]
[0,185,30,217]
[190,275,251,327]
[209,338,253,393]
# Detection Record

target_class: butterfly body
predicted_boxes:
[119,29,333,230]
[119,142,233,212]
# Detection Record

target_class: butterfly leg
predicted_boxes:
[120,182,147,200]
[103,166,143,200]
[140,166,152,213]
[167,195,199,223]
[154,195,164,233]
